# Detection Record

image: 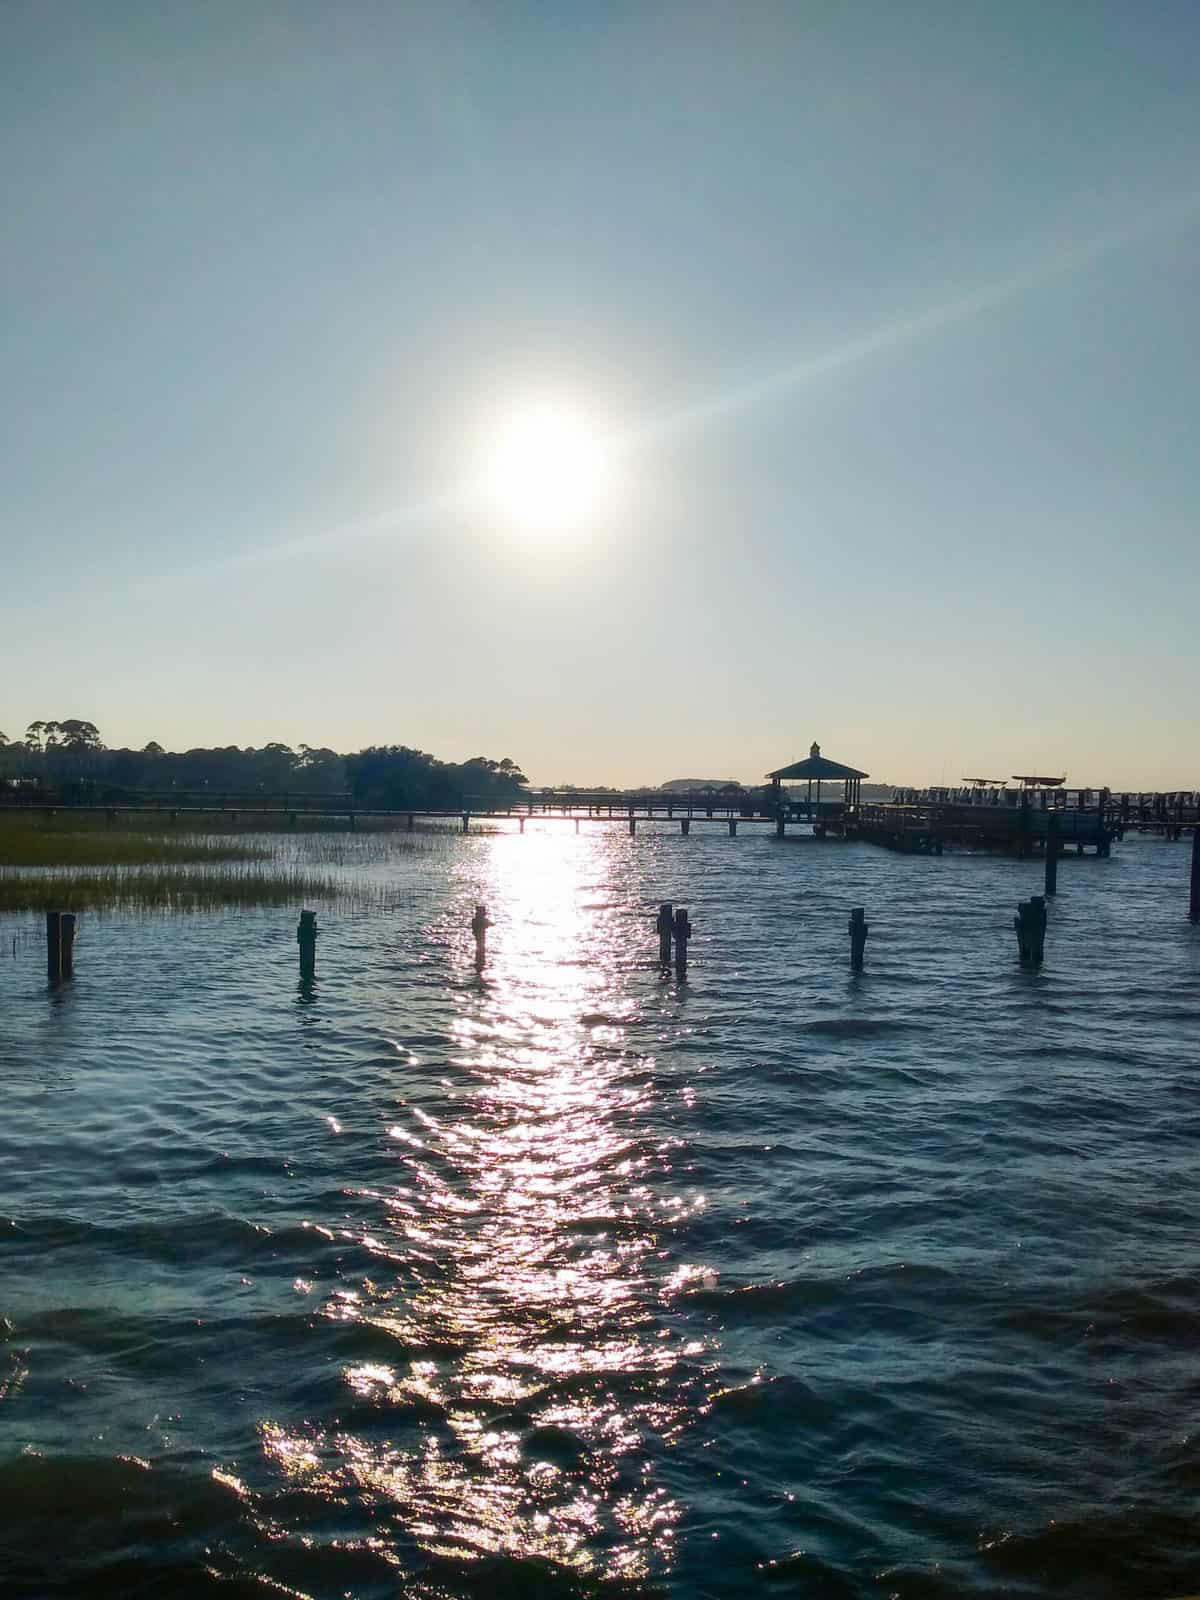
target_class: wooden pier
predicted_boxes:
[5,759,1196,860]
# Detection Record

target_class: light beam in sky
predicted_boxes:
[139,189,1200,589]
[627,191,1200,449]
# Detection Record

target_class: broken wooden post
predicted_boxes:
[297,910,317,980]
[1014,895,1047,966]
[471,904,490,967]
[1190,825,1200,925]
[1045,811,1061,896]
[46,911,75,982]
[672,906,692,976]
[656,902,674,965]
[848,907,868,970]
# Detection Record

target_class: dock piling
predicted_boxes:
[629,816,636,837]
[848,907,868,970]
[1190,827,1200,924]
[681,819,690,836]
[672,906,692,977]
[297,910,317,980]
[728,818,737,837]
[1014,896,1047,966]
[656,902,674,965]
[1045,812,1061,896]
[462,813,470,834]
[471,904,490,967]
[46,911,76,982]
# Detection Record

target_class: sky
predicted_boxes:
[3,1,1198,788]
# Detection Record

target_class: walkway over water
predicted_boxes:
[5,786,1197,853]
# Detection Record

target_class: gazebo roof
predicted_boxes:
[766,742,869,782]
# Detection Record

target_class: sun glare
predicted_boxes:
[480,403,612,534]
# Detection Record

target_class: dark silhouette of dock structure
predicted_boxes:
[6,743,1196,859]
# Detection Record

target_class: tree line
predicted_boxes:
[0,722,529,809]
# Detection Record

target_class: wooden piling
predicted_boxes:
[462,813,470,834]
[297,910,317,981]
[1045,811,1060,896]
[519,816,525,833]
[672,906,692,976]
[46,911,76,982]
[1190,826,1200,925]
[1014,895,1047,966]
[471,904,490,966]
[407,812,415,831]
[575,817,580,834]
[681,819,690,836]
[728,818,737,837]
[656,902,673,965]
[629,816,636,836]
[775,814,785,839]
[848,907,868,970]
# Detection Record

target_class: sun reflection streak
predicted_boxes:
[261,830,715,1581]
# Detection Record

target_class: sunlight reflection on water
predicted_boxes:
[262,829,709,1579]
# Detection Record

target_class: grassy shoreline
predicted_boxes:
[0,814,344,912]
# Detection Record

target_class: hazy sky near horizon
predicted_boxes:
[3,2,1198,787]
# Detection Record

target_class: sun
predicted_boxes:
[480,402,612,534]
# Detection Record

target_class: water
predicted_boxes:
[3,827,1200,1599]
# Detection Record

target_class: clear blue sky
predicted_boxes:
[3,2,1197,787]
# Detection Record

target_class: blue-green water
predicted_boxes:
[3,828,1200,1598]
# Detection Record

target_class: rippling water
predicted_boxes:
[3,827,1200,1599]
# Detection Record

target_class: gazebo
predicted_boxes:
[766,741,869,817]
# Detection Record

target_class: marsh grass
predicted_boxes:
[0,864,352,914]
[0,812,448,913]
[0,815,268,868]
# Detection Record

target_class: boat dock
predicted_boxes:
[4,742,1196,858]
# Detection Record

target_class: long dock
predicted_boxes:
[5,786,1197,853]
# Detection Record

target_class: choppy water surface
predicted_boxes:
[3,827,1200,1599]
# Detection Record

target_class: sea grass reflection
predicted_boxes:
[264,830,704,1580]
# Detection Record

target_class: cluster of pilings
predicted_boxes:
[34,826,1200,987]
[655,903,693,975]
